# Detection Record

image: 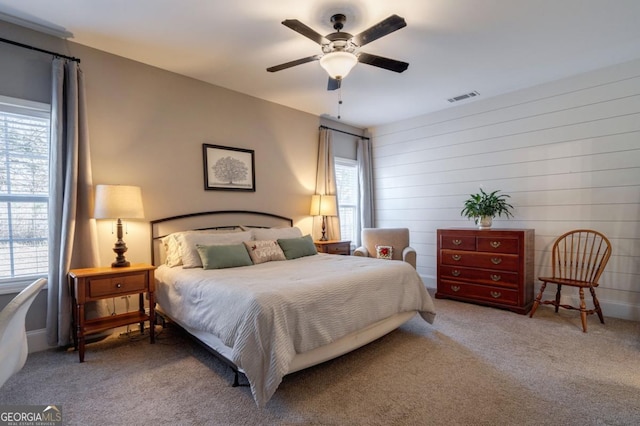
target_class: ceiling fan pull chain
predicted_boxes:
[337,87,343,119]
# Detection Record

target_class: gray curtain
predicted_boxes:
[47,58,101,347]
[357,137,374,246]
[313,128,341,241]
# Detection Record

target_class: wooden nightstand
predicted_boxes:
[69,263,156,362]
[314,240,351,255]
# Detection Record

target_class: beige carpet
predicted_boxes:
[1,296,639,425]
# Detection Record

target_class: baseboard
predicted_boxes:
[26,328,54,353]
[559,296,640,322]
[27,325,137,354]
[420,274,640,322]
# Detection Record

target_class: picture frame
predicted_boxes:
[202,144,255,192]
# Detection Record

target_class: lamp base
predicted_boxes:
[112,258,130,268]
[111,219,130,267]
[112,244,130,267]
[320,215,328,241]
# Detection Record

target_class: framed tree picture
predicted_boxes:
[202,144,255,191]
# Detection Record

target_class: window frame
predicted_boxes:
[334,156,360,248]
[0,95,51,293]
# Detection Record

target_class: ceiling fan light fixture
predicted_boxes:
[319,51,358,80]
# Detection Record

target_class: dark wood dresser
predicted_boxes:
[436,228,535,314]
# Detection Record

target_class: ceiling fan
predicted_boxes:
[267,13,409,90]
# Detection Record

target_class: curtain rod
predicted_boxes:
[320,125,370,140]
[0,36,80,63]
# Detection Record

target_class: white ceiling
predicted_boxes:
[2,0,640,128]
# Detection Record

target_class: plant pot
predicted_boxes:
[478,216,492,229]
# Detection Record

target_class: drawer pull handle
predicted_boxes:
[451,285,461,292]
[452,239,462,246]
[452,254,462,261]
[116,283,122,288]
[490,274,501,281]
[490,241,501,248]
[490,291,502,298]
[451,270,461,277]
[491,257,502,264]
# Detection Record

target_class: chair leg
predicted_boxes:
[554,285,562,313]
[579,288,587,332]
[590,287,605,324]
[529,282,547,318]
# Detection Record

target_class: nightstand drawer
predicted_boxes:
[88,273,147,298]
[314,240,351,255]
[325,244,350,255]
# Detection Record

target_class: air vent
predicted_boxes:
[447,91,480,103]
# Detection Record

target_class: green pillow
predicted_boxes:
[196,244,253,269]
[277,234,318,260]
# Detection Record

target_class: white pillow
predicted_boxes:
[161,228,242,267]
[179,231,253,268]
[252,227,302,241]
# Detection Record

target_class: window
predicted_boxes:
[0,95,50,281]
[334,157,359,245]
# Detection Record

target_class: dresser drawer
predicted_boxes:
[477,237,519,254]
[88,273,147,298]
[438,280,519,306]
[440,234,476,251]
[439,265,518,289]
[441,250,519,271]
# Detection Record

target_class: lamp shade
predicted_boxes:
[310,194,338,217]
[319,52,358,80]
[94,185,144,219]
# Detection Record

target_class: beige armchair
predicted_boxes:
[353,228,416,269]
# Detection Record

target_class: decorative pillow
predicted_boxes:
[277,234,318,260]
[196,244,253,270]
[243,240,286,264]
[179,231,253,268]
[161,233,183,267]
[376,245,393,260]
[253,226,303,241]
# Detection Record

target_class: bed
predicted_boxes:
[151,210,436,407]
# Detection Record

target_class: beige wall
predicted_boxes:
[369,58,640,321]
[77,45,322,266]
[1,21,325,270]
[0,21,335,338]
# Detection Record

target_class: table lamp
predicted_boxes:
[310,194,337,241]
[93,184,144,267]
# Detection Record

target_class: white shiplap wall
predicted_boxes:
[370,58,640,321]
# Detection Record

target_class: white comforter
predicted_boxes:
[155,253,436,407]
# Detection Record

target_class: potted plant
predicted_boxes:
[460,188,514,229]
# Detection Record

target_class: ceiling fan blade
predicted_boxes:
[358,52,409,73]
[282,19,328,45]
[327,77,341,91]
[267,55,321,72]
[353,15,407,47]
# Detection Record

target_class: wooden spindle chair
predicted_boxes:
[529,229,611,332]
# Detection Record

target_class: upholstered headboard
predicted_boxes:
[150,210,293,266]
